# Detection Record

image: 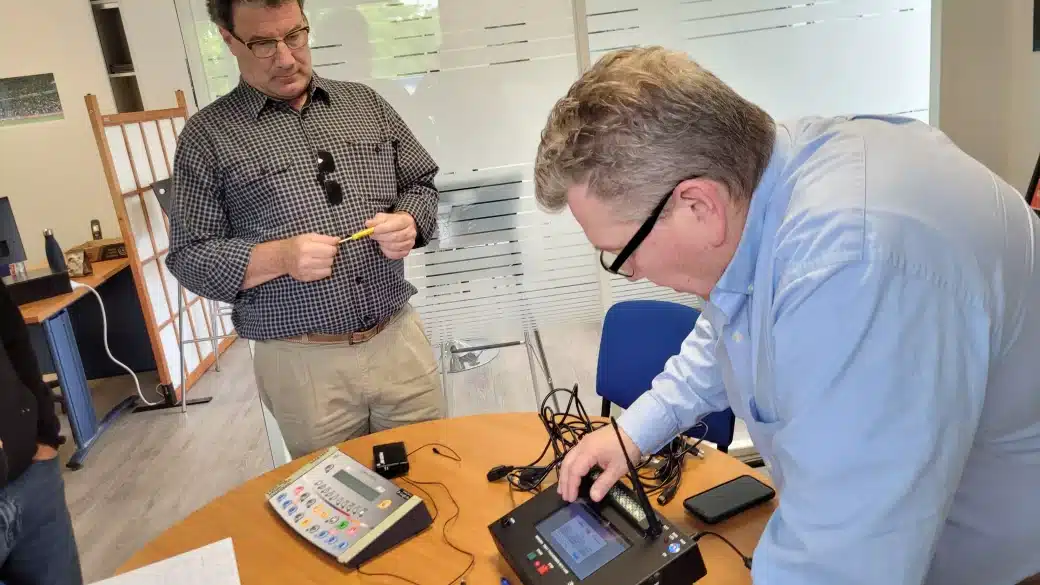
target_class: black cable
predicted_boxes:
[694,531,753,570]
[488,385,703,502]
[357,448,474,585]
[488,385,608,493]
[407,443,462,462]
[401,477,475,584]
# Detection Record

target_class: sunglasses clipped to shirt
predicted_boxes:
[316,150,344,206]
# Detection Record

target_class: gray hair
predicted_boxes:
[534,46,775,220]
[207,0,304,31]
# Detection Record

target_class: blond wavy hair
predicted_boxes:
[534,47,775,219]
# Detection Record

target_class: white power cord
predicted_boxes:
[70,281,162,406]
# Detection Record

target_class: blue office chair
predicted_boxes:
[597,299,736,452]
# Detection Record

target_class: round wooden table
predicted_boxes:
[119,413,775,584]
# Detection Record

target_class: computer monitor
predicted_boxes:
[0,197,26,266]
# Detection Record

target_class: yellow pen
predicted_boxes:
[339,227,374,244]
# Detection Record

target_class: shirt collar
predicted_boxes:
[238,74,332,119]
[708,126,791,316]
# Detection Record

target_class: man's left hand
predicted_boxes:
[33,444,58,461]
[366,212,417,260]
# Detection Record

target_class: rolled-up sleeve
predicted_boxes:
[617,314,730,455]
[375,91,439,248]
[165,125,255,303]
[753,259,987,585]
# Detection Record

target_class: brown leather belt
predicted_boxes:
[286,319,390,345]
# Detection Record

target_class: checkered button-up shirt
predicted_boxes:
[166,76,438,340]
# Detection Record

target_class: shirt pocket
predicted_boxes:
[222,154,298,232]
[335,139,397,206]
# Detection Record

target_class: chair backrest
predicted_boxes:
[596,299,735,451]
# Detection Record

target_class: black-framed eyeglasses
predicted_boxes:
[229,25,310,59]
[316,150,343,205]
[600,184,681,278]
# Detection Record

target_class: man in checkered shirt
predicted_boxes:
[166,0,443,458]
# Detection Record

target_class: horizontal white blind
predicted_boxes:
[410,167,603,344]
[607,275,705,312]
[586,0,932,122]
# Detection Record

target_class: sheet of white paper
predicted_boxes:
[89,538,241,585]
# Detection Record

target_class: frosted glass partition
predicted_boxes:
[586,0,932,123]
[174,0,934,341]
[410,167,602,345]
[176,0,612,341]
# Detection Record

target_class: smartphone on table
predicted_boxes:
[683,474,775,524]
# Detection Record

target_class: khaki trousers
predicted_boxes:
[253,305,443,459]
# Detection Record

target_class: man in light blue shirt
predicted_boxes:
[538,47,1040,585]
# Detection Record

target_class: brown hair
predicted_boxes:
[534,46,775,219]
[207,0,304,31]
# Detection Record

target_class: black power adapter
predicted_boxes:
[373,441,409,478]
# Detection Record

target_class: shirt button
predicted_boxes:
[747,284,754,293]
[732,332,743,343]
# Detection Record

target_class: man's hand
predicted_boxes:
[558,426,642,503]
[280,233,340,282]
[33,444,58,461]
[366,212,417,260]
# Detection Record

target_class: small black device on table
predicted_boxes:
[682,474,775,525]
[489,419,707,585]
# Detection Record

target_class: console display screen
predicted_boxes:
[535,503,629,580]
[333,469,379,501]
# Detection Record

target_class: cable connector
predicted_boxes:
[487,465,515,482]
[656,482,679,506]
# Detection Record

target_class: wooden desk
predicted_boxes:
[18,258,130,324]
[120,413,774,584]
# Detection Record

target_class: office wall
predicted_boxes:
[939,0,1040,192]
[0,1,118,264]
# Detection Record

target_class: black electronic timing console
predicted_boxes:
[489,419,707,585]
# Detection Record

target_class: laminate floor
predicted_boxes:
[53,321,754,582]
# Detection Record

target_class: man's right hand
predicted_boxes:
[281,233,339,282]
[557,425,643,503]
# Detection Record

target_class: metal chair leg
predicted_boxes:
[210,299,220,372]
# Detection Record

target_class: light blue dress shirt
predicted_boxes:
[618,115,1040,585]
